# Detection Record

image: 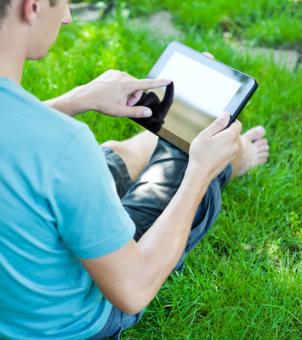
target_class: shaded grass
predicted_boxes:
[23,13,302,339]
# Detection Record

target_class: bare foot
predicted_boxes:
[233,126,269,177]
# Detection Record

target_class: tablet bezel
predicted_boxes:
[148,41,258,124]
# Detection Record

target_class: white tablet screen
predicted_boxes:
[157,52,241,118]
[149,52,242,152]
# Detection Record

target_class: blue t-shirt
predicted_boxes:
[0,77,135,339]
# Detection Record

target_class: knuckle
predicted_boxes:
[235,120,242,130]
[216,120,226,131]
[231,125,240,138]
[121,81,131,89]
[228,129,236,140]
[217,119,225,128]
[132,110,139,118]
[233,143,240,153]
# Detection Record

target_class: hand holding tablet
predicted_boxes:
[133,41,258,153]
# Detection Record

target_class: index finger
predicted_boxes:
[131,78,172,91]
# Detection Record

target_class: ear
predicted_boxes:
[22,0,41,24]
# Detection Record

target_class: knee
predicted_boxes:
[101,140,121,151]
[102,140,139,163]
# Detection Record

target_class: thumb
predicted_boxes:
[127,90,144,106]
[204,112,230,137]
[202,51,215,60]
[116,105,153,118]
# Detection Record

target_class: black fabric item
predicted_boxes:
[132,82,174,133]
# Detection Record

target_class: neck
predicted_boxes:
[0,25,26,84]
[0,53,25,84]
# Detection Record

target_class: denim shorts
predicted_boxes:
[89,138,232,340]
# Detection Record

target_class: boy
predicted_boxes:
[0,1,269,338]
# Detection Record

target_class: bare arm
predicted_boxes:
[45,70,170,118]
[82,114,241,314]
[45,52,211,118]
[83,167,209,314]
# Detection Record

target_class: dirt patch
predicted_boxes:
[229,39,300,71]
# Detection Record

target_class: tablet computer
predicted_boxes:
[132,41,258,153]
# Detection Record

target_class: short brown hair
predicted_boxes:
[0,0,11,24]
[0,0,58,26]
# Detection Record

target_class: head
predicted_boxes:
[0,0,72,60]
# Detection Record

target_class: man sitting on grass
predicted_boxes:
[0,0,269,339]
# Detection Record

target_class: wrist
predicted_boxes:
[184,163,211,192]
[60,86,86,116]
[69,85,88,114]
[45,86,86,116]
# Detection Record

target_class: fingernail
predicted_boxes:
[144,109,152,117]
[160,79,172,85]
[220,112,229,119]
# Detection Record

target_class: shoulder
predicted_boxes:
[0,79,101,190]
[1,78,92,152]
[4,80,84,133]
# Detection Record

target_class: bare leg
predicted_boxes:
[102,131,158,181]
[231,125,269,178]
[102,124,269,182]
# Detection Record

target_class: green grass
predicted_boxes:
[23,6,302,339]
[125,0,302,48]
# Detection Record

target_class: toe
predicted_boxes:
[259,150,269,158]
[258,152,269,159]
[258,144,269,152]
[243,126,266,142]
[255,139,269,147]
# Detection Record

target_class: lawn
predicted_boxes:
[23,2,302,338]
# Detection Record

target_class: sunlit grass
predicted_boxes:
[125,0,302,47]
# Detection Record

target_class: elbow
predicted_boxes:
[118,303,143,315]
[115,296,147,315]
[114,289,151,315]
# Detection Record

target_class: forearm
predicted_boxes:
[45,86,85,116]
[134,167,210,306]
[82,166,211,314]
[83,114,239,314]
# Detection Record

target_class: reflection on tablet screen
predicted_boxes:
[135,51,243,153]
[157,52,242,152]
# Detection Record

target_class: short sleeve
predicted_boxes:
[48,125,135,259]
